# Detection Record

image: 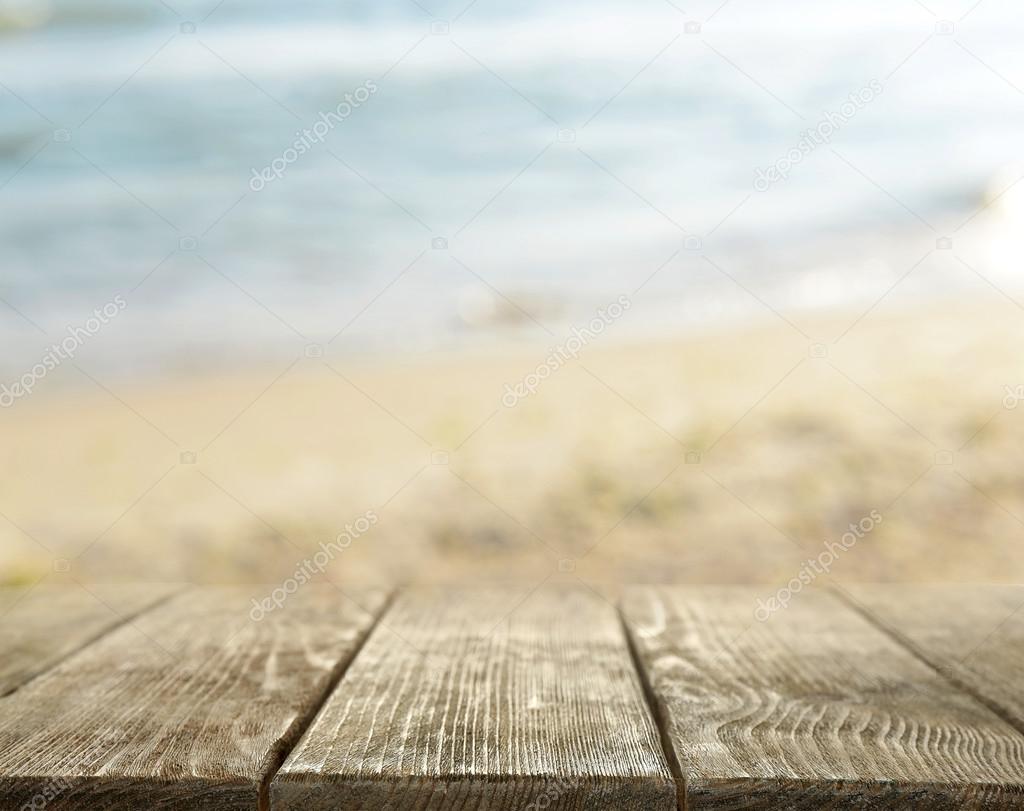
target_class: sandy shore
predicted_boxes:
[2,295,1023,591]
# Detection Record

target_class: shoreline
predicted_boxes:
[3,191,1020,387]
[1,276,1016,396]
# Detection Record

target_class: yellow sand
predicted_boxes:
[3,296,1023,590]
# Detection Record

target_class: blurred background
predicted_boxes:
[1,0,1023,589]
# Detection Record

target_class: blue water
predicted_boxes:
[1,0,1023,372]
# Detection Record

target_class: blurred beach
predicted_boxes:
[2,0,1024,587]
[3,293,1024,589]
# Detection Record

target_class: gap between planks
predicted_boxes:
[270,586,678,810]
[618,607,687,811]
[255,588,396,811]
[0,584,182,699]
[624,585,1024,809]
[0,585,393,811]
[831,585,1024,743]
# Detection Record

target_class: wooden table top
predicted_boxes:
[0,583,1022,810]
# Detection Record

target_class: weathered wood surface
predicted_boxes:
[621,586,1024,809]
[850,584,1024,734]
[272,587,677,810]
[0,584,178,697]
[0,586,386,811]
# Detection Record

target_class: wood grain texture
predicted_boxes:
[621,586,1024,809]
[0,584,178,697]
[850,585,1024,734]
[0,586,386,811]
[272,587,677,810]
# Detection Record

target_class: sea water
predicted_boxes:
[1,0,1022,375]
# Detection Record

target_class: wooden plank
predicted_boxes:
[849,584,1024,733]
[621,586,1024,809]
[0,586,387,811]
[0,583,178,697]
[272,587,677,810]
